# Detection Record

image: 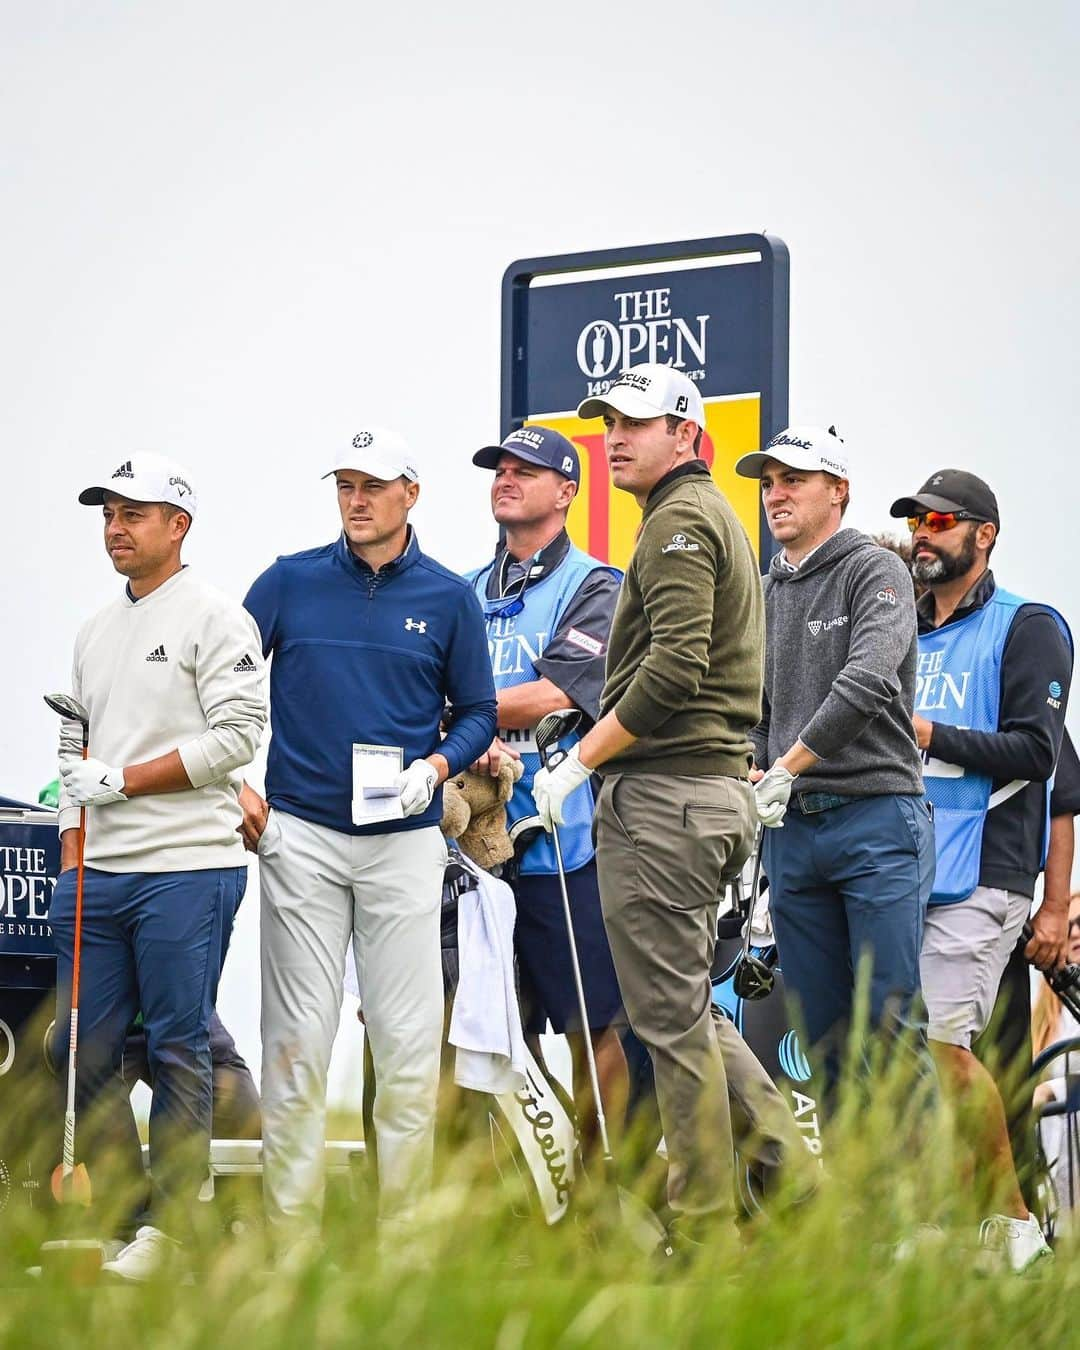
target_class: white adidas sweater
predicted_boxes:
[57,568,267,872]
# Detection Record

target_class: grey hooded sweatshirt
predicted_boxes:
[750,527,924,798]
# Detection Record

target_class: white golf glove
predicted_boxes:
[396,759,439,817]
[532,744,592,830]
[754,764,795,827]
[60,757,127,806]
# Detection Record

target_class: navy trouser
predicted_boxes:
[763,794,935,1094]
[51,865,244,1225]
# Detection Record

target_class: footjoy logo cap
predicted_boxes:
[472,425,580,485]
[576,363,706,428]
[323,427,420,483]
[79,452,198,515]
[735,425,849,481]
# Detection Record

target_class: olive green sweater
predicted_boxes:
[600,461,764,777]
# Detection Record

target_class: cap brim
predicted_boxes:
[888,492,965,519]
[77,485,171,507]
[322,460,416,482]
[576,388,671,421]
[472,444,575,477]
[735,448,850,479]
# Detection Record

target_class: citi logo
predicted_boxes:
[405,618,427,634]
[806,616,849,636]
[145,644,168,662]
[233,653,257,673]
[877,587,897,606]
[112,460,135,479]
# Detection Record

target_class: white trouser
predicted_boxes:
[258,808,447,1241]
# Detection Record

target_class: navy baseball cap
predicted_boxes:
[472,426,580,486]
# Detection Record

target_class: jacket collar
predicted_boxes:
[644,458,710,511]
[917,569,995,633]
[336,525,420,579]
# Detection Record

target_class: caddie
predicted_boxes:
[468,425,627,1146]
[241,427,496,1256]
[890,468,1072,1273]
[53,452,266,1279]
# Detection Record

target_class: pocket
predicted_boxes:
[256,809,282,860]
[603,776,639,849]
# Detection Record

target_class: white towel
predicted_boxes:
[449,860,527,1094]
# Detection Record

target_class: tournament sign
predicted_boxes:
[501,235,789,570]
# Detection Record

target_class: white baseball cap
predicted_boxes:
[734,425,849,480]
[577,363,706,427]
[78,452,198,516]
[323,427,419,482]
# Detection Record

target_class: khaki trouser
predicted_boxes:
[596,771,756,1223]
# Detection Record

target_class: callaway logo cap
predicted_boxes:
[889,469,1000,528]
[78,452,198,516]
[577,363,706,427]
[734,425,849,480]
[324,427,419,483]
[472,425,580,485]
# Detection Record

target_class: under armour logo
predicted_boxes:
[352,432,374,449]
[405,618,427,634]
[931,474,943,485]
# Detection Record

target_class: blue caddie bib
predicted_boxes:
[917,587,1071,904]
[468,545,619,875]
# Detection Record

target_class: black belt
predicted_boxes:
[789,790,859,815]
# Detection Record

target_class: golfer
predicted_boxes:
[242,427,496,1257]
[534,364,763,1254]
[468,425,627,1147]
[890,469,1071,1272]
[734,428,934,1093]
[53,453,266,1280]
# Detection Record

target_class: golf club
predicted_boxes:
[42,692,93,1207]
[1023,921,1080,1023]
[534,709,671,1256]
[732,827,777,1001]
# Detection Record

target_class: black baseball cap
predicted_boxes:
[889,469,1000,529]
[472,425,580,486]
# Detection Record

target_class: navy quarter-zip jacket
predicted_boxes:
[244,530,497,835]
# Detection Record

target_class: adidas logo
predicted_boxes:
[112,460,135,479]
[145,644,168,662]
[233,653,257,672]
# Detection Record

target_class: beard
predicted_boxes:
[911,524,979,583]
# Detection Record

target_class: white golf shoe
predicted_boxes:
[101,1225,180,1282]
[978,1213,1053,1274]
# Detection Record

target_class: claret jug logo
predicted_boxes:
[576,287,709,393]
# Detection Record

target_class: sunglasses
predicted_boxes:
[484,596,525,622]
[906,510,978,534]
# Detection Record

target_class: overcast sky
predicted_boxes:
[3,1,1077,1105]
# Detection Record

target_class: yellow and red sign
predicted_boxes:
[529,396,764,571]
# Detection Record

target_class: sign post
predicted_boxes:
[501,234,789,568]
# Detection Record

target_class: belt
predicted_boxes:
[789,790,859,815]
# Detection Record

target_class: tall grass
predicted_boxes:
[1,1010,1075,1349]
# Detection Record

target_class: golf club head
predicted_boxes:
[535,708,582,764]
[732,950,777,1001]
[43,692,89,728]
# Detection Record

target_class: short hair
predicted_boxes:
[664,414,704,455]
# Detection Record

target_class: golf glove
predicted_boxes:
[754,764,795,827]
[532,744,592,830]
[61,757,127,806]
[396,759,439,817]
